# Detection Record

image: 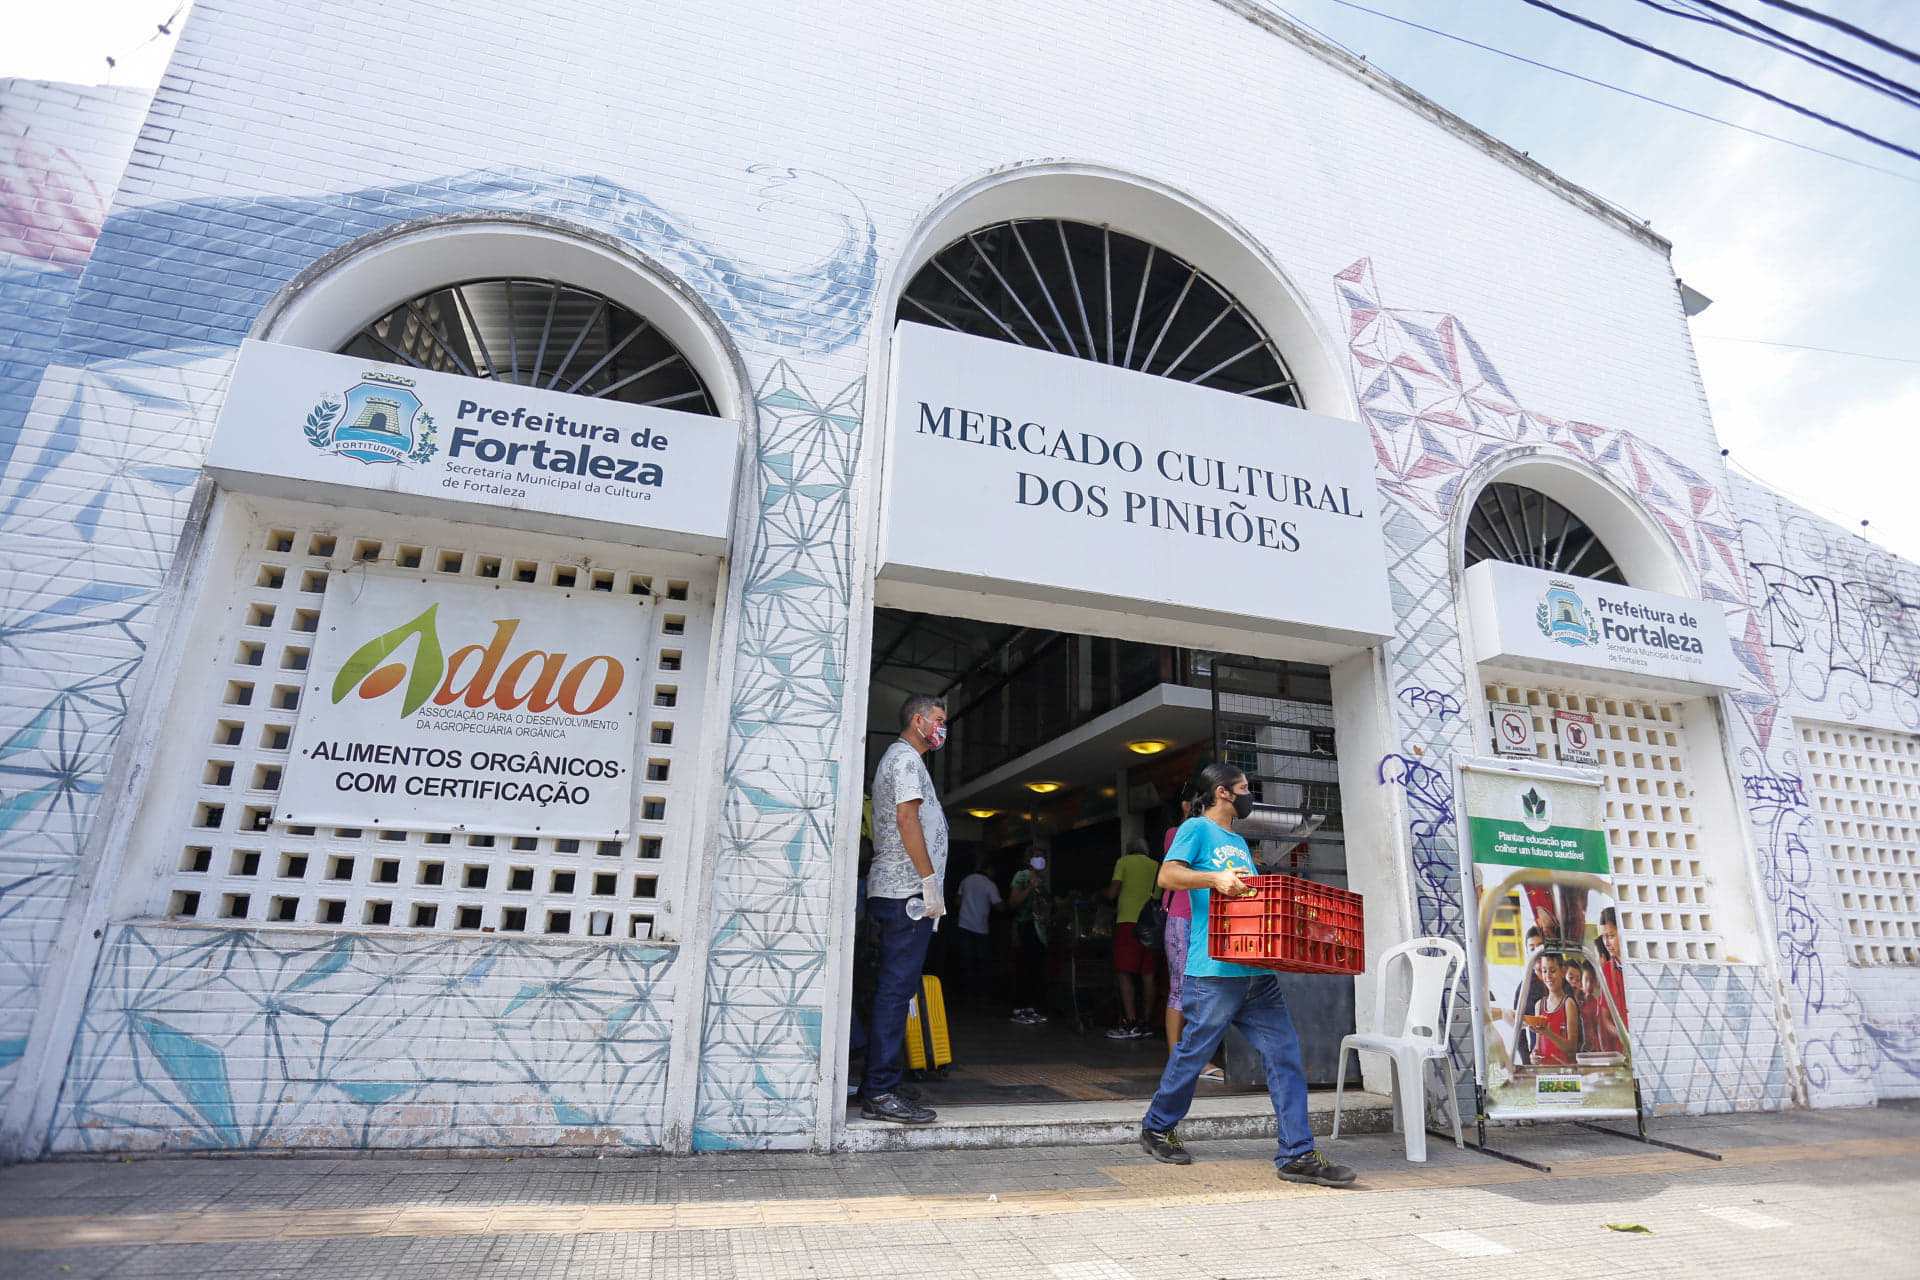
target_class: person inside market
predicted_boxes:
[1159,800,1224,1083]
[1007,847,1052,1024]
[1103,836,1162,1039]
[858,693,949,1124]
[954,853,1004,1007]
[1138,762,1357,1187]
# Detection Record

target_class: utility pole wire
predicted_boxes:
[1641,0,1920,109]
[1516,0,1920,163]
[1313,0,1920,183]
[1695,335,1920,366]
[1750,0,1920,67]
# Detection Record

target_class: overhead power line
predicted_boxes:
[1636,0,1920,109]
[1750,0,1920,67]
[1516,0,1920,164]
[1312,0,1920,183]
[1696,335,1920,366]
[1721,449,1893,545]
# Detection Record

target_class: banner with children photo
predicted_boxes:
[1456,759,1637,1122]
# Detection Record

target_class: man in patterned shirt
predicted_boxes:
[858,692,949,1123]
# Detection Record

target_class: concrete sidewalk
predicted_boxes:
[4,1102,1918,1278]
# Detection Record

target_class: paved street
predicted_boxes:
[4,1102,1918,1279]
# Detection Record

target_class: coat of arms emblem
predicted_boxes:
[1535,580,1598,647]
[304,370,437,466]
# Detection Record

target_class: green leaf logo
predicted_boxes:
[1522,788,1547,820]
[332,605,445,717]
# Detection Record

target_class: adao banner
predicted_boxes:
[1456,758,1637,1123]
[880,322,1394,647]
[278,573,645,838]
[206,340,740,554]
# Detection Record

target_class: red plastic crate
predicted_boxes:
[1207,875,1365,975]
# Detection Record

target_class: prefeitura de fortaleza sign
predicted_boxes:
[1464,559,1740,695]
[206,340,740,554]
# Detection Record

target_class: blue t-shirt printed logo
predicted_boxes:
[1164,816,1264,980]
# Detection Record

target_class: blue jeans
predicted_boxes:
[1143,972,1314,1164]
[860,896,933,1098]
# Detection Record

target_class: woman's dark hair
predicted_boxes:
[1189,762,1247,817]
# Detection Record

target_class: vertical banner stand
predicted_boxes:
[1444,756,1722,1173]
[1570,1081,1723,1161]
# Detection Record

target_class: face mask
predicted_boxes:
[1030,856,1046,871]
[1231,792,1256,821]
[924,721,947,750]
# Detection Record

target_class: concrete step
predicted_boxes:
[842,1088,1397,1152]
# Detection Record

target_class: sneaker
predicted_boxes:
[1127,1021,1153,1039]
[1106,1022,1135,1038]
[1277,1150,1357,1187]
[1140,1127,1193,1165]
[1024,1009,1048,1024]
[860,1092,936,1124]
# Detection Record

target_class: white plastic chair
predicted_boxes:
[1331,936,1466,1163]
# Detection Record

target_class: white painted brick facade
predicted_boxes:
[0,0,1908,1154]
[0,77,156,1115]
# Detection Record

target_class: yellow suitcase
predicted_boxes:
[904,974,952,1078]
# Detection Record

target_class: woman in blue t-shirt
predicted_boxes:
[1138,762,1358,1187]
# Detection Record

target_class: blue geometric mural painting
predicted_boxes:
[52,926,677,1151]
[6,162,878,1144]
[695,361,866,1150]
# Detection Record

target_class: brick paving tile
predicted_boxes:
[4,1107,1920,1277]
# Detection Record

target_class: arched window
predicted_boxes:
[897,219,1301,407]
[338,278,719,416]
[1464,483,1625,584]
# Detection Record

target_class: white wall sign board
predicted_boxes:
[279,573,644,838]
[1465,559,1740,694]
[880,323,1394,648]
[207,340,740,554]
[1490,702,1536,756]
[1555,710,1599,764]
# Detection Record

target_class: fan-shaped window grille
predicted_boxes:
[1465,483,1626,584]
[898,220,1301,407]
[338,279,718,415]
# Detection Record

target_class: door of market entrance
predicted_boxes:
[856,608,1356,1113]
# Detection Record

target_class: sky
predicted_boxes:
[4,0,1917,562]
[1267,0,1920,563]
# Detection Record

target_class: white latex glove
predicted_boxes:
[919,874,947,919]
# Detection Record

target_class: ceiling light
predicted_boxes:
[966,808,1000,819]
[1025,781,1062,794]
[1126,739,1170,755]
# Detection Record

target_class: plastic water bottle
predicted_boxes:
[905,896,928,920]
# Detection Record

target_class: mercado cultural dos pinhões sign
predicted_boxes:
[881,322,1394,646]
[278,574,646,839]
[1459,761,1636,1121]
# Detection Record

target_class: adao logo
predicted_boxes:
[333,606,625,718]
